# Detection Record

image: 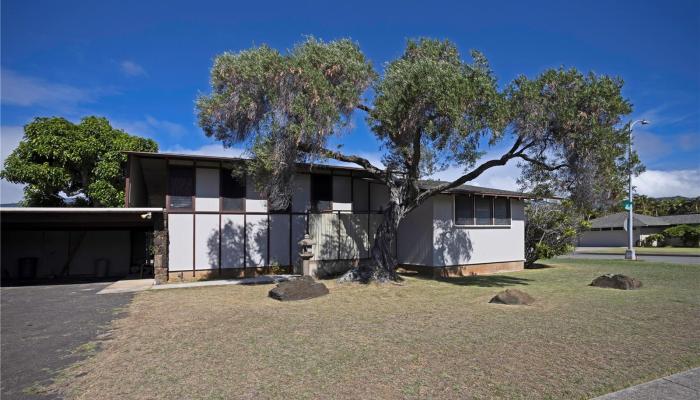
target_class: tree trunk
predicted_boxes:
[338,202,404,283]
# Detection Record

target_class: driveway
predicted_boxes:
[562,253,700,264]
[1,282,134,399]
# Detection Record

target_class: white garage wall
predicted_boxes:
[168,214,194,271]
[246,214,268,267]
[195,214,219,270]
[431,195,525,266]
[195,168,220,212]
[221,214,245,268]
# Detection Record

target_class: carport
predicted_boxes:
[1,208,165,283]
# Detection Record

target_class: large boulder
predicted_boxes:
[590,274,642,290]
[268,276,329,301]
[489,289,535,305]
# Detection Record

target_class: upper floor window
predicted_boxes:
[455,195,475,225]
[494,197,511,225]
[168,166,194,210]
[221,169,246,212]
[311,174,333,212]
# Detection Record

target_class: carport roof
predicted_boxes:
[0,207,164,230]
[589,212,670,229]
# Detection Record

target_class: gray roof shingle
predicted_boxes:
[589,212,700,229]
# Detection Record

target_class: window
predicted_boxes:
[311,174,333,212]
[168,166,194,209]
[221,169,245,211]
[494,197,511,225]
[475,196,493,225]
[455,195,475,225]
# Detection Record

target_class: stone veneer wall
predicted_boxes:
[153,212,169,285]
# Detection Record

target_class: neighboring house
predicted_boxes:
[579,212,700,247]
[1,151,531,283]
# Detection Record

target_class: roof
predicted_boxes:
[659,214,700,225]
[417,180,531,198]
[0,207,163,213]
[0,207,164,230]
[588,212,700,229]
[127,151,532,199]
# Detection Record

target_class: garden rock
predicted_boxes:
[590,274,642,290]
[268,276,329,301]
[489,289,535,305]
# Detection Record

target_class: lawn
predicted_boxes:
[576,246,700,255]
[49,259,700,400]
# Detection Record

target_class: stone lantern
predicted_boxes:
[298,234,315,276]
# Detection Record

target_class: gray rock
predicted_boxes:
[489,289,535,305]
[268,276,329,301]
[590,274,642,290]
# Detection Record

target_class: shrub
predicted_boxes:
[662,225,700,247]
[641,233,665,247]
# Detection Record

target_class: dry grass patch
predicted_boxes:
[50,260,700,399]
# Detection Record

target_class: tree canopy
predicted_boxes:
[197,37,641,282]
[1,116,157,207]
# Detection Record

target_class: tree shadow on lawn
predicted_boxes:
[406,274,533,287]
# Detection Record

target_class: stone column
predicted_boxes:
[153,212,169,285]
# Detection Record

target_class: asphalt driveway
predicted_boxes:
[1,282,134,399]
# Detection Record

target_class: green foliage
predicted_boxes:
[606,195,700,217]
[524,200,586,266]
[641,233,665,248]
[662,225,700,247]
[197,37,375,209]
[0,116,157,207]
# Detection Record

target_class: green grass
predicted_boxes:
[49,259,700,399]
[577,246,700,255]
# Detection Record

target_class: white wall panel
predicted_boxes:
[246,214,268,267]
[431,195,525,266]
[168,214,193,271]
[195,214,219,270]
[332,175,352,211]
[195,168,220,212]
[221,214,245,268]
[292,174,311,212]
[269,215,291,266]
[397,199,433,265]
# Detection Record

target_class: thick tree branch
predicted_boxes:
[515,153,568,171]
[356,104,373,113]
[299,144,384,180]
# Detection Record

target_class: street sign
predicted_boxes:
[623,200,633,211]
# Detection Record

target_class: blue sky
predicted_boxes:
[2,0,699,202]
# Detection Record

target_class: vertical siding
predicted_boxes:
[292,174,311,212]
[269,214,290,266]
[195,168,220,212]
[397,198,433,265]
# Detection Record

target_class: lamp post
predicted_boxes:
[625,119,650,260]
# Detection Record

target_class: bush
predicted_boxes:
[641,233,665,247]
[525,200,585,266]
[662,225,700,247]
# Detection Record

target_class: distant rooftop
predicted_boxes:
[589,212,700,229]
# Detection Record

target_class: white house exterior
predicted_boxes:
[579,212,700,247]
[126,152,529,283]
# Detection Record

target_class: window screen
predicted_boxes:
[494,198,511,225]
[455,195,475,225]
[475,196,493,225]
[311,174,333,211]
[221,169,245,211]
[168,166,194,209]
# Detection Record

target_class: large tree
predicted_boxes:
[197,37,639,282]
[1,116,157,206]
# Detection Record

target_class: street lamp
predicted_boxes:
[625,119,650,260]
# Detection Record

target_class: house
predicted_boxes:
[578,212,700,247]
[1,151,531,283]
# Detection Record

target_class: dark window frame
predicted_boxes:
[167,165,195,212]
[310,173,333,212]
[220,168,246,212]
[454,194,511,227]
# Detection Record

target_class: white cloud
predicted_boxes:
[112,116,187,139]
[0,69,101,109]
[120,60,147,77]
[1,126,26,204]
[635,169,700,197]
